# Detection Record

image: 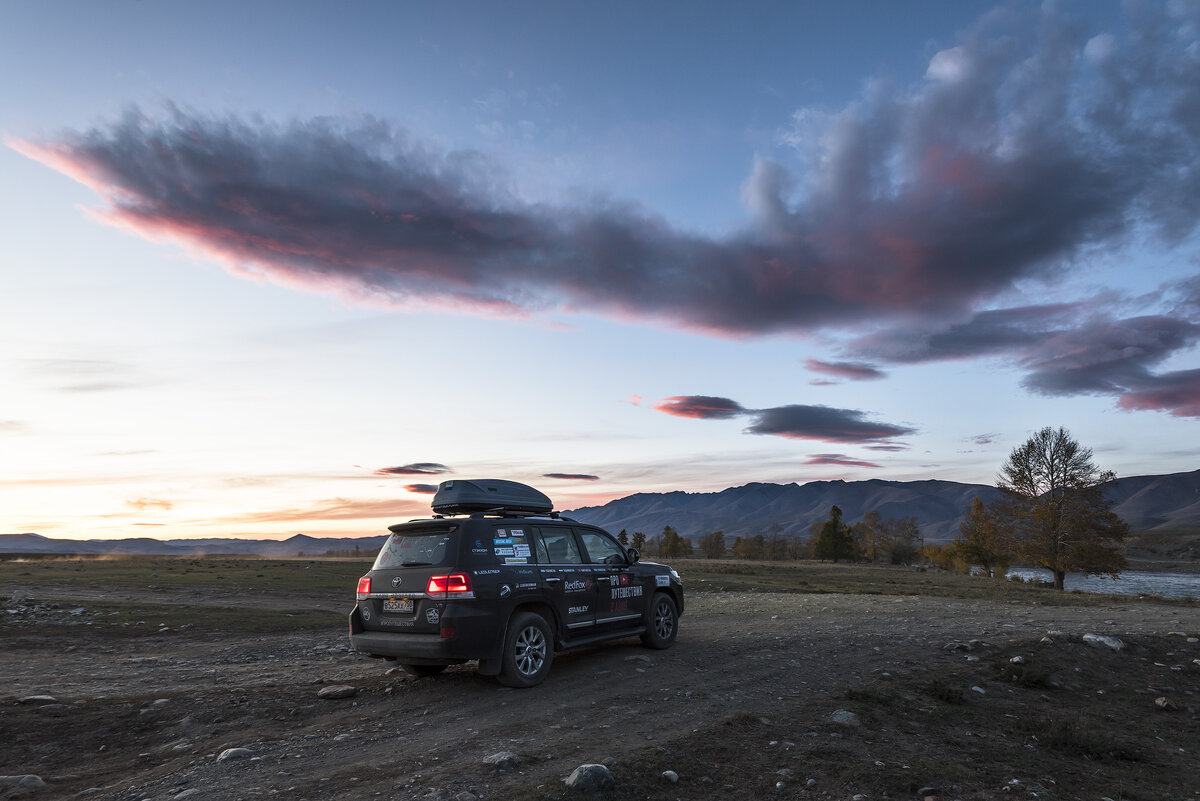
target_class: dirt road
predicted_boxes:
[3,585,1199,800]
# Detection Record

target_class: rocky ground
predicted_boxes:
[2,582,1199,801]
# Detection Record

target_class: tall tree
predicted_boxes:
[954,496,1011,578]
[698,530,726,559]
[617,529,629,546]
[813,505,857,563]
[998,426,1129,590]
[630,531,646,551]
[731,533,765,559]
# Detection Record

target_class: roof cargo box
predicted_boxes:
[431,479,554,516]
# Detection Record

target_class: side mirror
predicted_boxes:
[626,547,640,564]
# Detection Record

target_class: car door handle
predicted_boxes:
[594,576,611,583]
[544,577,563,584]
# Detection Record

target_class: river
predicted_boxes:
[1005,567,1200,599]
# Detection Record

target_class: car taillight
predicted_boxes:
[426,573,471,595]
[356,577,371,596]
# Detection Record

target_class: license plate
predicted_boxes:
[383,597,414,614]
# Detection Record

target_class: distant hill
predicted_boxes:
[566,469,1200,543]
[566,479,1005,542]
[0,532,387,557]
[4,470,1198,554]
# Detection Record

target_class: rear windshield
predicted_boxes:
[373,527,456,569]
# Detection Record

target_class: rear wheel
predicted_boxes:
[497,612,553,688]
[641,593,678,649]
[400,663,448,678]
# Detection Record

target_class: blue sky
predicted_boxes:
[2,1,1198,540]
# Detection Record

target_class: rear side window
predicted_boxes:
[534,527,584,565]
[373,528,456,569]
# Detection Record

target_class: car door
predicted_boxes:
[532,526,596,633]
[576,527,646,628]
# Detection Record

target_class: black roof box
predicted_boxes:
[431,479,553,516]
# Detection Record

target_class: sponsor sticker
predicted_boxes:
[494,547,515,556]
[426,608,440,625]
[655,574,670,587]
[498,585,512,598]
[494,529,506,537]
[510,529,524,537]
[513,543,531,557]
[475,569,501,575]
[564,580,588,593]
[611,585,643,599]
[504,557,528,564]
[359,606,371,622]
[493,537,514,546]
[568,605,590,614]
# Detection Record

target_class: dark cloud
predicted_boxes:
[1116,369,1200,418]
[1020,315,1200,397]
[374,463,451,476]
[965,433,999,446]
[542,473,600,481]
[404,484,438,494]
[744,405,916,443]
[804,358,886,381]
[851,302,1200,417]
[803,453,884,469]
[654,396,914,445]
[16,3,1200,340]
[850,304,1080,364]
[654,396,746,420]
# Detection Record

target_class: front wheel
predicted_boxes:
[497,612,554,688]
[641,593,678,649]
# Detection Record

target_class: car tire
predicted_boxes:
[400,663,448,678]
[497,611,553,688]
[641,592,678,649]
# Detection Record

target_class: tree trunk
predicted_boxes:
[1054,569,1065,590]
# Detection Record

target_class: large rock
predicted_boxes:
[1082,634,1125,651]
[317,684,358,699]
[216,748,253,762]
[829,709,860,727]
[483,752,522,769]
[0,775,47,797]
[564,764,615,791]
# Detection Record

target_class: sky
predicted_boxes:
[2,0,1199,541]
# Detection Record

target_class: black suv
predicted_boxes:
[348,479,684,687]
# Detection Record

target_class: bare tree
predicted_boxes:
[998,426,1129,590]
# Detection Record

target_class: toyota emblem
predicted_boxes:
[391,576,403,587]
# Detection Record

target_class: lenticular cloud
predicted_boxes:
[11,2,1200,414]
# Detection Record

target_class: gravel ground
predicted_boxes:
[3,585,1199,801]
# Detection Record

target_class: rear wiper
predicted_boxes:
[400,561,433,567]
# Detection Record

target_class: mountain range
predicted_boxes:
[3,470,1198,556]
[565,470,1200,542]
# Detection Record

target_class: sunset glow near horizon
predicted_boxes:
[2,1,1199,541]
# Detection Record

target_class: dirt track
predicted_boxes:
[3,584,1199,801]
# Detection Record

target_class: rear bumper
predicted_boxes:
[349,630,461,663]
[347,603,503,666]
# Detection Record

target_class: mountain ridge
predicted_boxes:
[3,469,1197,555]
